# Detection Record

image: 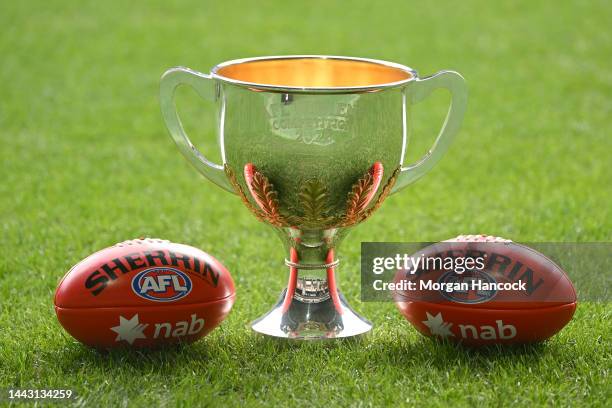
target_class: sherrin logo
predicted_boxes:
[131,267,192,302]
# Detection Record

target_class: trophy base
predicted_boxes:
[251,287,372,340]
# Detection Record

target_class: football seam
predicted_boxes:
[395,298,577,312]
[54,293,236,310]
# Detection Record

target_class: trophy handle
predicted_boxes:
[160,67,234,193]
[392,70,467,193]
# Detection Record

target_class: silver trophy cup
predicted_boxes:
[160,55,467,339]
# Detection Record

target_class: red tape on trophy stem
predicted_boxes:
[282,246,299,313]
[326,249,343,315]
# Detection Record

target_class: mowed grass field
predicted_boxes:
[1,0,610,406]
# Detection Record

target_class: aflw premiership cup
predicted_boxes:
[160,55,467,339]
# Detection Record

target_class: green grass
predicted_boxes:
[0,0,610,406]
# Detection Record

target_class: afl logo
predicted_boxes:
[131,268,192,302]
[438,270,497,304]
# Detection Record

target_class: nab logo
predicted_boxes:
[459,320,517,341]
[131,268,192,302]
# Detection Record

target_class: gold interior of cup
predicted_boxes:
[216,58,412,88]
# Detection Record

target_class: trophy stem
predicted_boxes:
[251,247,372,340]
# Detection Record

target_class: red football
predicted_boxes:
[55,238,235,348]
[394,235,577,345]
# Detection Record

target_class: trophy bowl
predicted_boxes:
[160,55,467,340]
